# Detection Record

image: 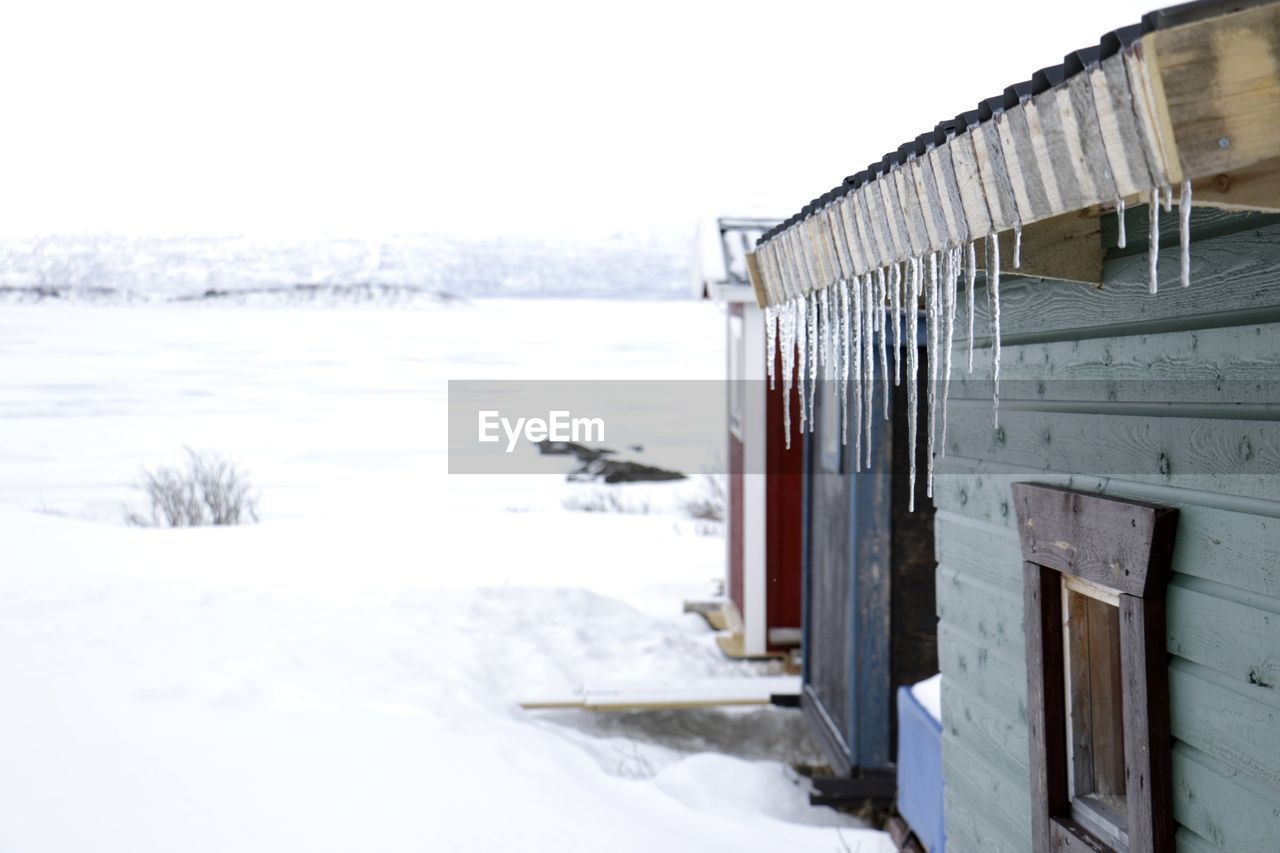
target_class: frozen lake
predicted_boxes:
[0,298,891,852]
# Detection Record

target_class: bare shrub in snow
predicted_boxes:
[561,489,651,515]
[125,449,259,527]
[680,474,725,524]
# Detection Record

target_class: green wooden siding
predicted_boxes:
[935,209,1280,853]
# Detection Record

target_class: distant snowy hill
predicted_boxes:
[0,233,694,302]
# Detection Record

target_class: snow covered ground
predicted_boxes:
[0,299,892,852]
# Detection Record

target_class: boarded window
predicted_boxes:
[1013,483,1178,853]
[1063,577,1128,848]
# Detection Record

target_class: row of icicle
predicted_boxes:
[763,184,1193,511]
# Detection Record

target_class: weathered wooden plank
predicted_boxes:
[973,119,1021,233]
[973,220,1280,345]
[944,782,1030,853]
[936,564,1024,660]
[946,408,1280,502]
[1169,659,1280,791]
[1166,578,1280,692]
[893,163,931,259]
[1170,506,1280,599]
[1025,561,1069,852]
[1143,2,1280,184]
[838,194,868,277]
[1120,592,1176,853]
[943,736,1035,849]
[938,622,1027,718]
[978,209,1103,285]
[937,472,1280,596]
[1171,741,1280,853]
[862,184,894,269]
[1065,73,1117,207]
[934,511,1024,593]
[909,154,946,251]
[805,414,853,766]
[949,131,995,238]
[1192,156,1280,214]
[996,108,1045,224]
[877,174,911,261]
[1092,54,1158,197]
[929,142,970,245]
[941,676,1031,779]
[1011,483,1177,596]
[1022,96,1069,215]
[947,318,1280,399]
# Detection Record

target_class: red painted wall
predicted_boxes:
[766,344,804,647]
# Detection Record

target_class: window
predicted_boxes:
[1013,484,1179,853]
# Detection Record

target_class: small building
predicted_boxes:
[694,217,804,661]
[744,1,1280,850]
[800,291,938,798]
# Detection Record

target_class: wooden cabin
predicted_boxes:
[801,308,938,799]
[694,217,804,660]
[743,1,1280,850]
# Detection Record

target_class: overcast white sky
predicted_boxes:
[0,0,1161,241]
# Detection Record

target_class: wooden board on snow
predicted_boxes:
[519,675,801,712]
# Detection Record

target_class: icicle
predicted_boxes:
[1180,178,1192,288]
[781,298,794,448]
[989,235,1002,429]
[1116,197,1127,249]
[906,257,921,512]
[1013,223,1023,269]
[865,272,877,469]
[941,247,959,461]
[891,263,902,385]
[877,269,889,420]
[925,252,939,499]
[1148,186,1160,294]
[818,285,830,381]
[965,241,976,373]
[1162,183,1172,213]
[840,279,851,447]
[852,275,864,469]
[796,294,807,434]
[765,305,777,391]
[807,291,818,432]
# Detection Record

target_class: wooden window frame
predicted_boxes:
[1013,483,1179,853]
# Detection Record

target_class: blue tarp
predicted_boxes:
[896,685,945,852]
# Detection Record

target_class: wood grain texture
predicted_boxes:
[877,175,911,260]
[1191,156,1280,213]
[939,622,1028,727]
[1121,593,1175,853]
[1169,659,1280,791]
[1024,561,1068,852]
[941,676,1031,778]
[978,209,1104,285]
[1166,578,1280,691]
[947,408,1280,502]
[1171,741,1280,852]
[936,564,1024,660]
[1145,2,1280,182]
[894,163,931,258]
[929,142,970,245]
[996,110,1041,224]
[1093,55,1157,197]
[1011,483,1177,596]
[949,131,995,238]
[944,734,1036,848]
[935,511,1024,593]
